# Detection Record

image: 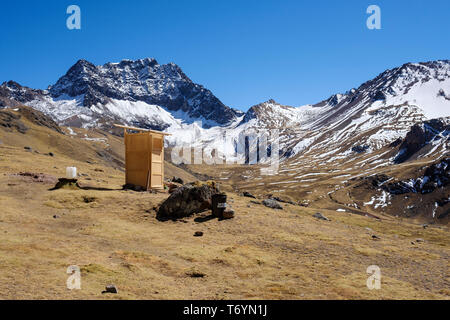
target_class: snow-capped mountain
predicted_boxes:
[1,59,449,166]
[0,58,242,130]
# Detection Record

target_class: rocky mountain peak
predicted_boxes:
[46,58,238,126]
[241,99,298,126]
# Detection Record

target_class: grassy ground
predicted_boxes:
[0,111,448,299]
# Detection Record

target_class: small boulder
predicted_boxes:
[50,178,80,190]
[186,268,205,278]
[24,146,32,152]
[242,191,256,199]
[262,199,283,210]
[194,231,204,237]
[102,285,118,294]
[313,212,330,221]
[222,208,235,219]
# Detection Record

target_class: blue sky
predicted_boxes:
[1,0,449,111]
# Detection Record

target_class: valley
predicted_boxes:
[0,58,448,299]
[0,106,448,299]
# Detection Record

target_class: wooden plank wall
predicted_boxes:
[124,130,165,190]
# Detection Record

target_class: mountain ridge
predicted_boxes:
[1,58,449,165]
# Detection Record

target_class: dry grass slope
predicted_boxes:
[0,108,448,299]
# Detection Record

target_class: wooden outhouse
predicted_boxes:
[114,124,171,190]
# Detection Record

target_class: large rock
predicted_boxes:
[157,181,220,220]
[262,199,283,210]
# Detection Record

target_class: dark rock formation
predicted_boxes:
[242,191,256,199]
[383,158,449,195]
[394,118,450,164]
[157,181,220,220]
[352,145,369,153]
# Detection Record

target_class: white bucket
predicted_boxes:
[66,167,77,179]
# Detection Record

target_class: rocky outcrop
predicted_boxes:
[157,181,220,220]
[352,145,369,153]
[394,118,450,164]
[381,158,449,195]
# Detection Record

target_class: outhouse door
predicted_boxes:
[149,134,164,189]
[124,132,165,190]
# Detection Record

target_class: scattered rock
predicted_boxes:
[172,176,184,184]
[313,212,330,221]
[262,199,283,210]
[13,172,57,184]
[186,269,205,278]
[94,168,104,172]
[47,152,54,157]
[422,224,428,229]
[157,181,220,220]
[415,238,425,243]
[82,196,96,203]
[194,231,204,237]
[299,203,309,207]
[371,235,381,240]
[242,191,256,199]
[270,196,295,205]
[222,208,235,219]
[102,285,118,294]
[50,178,81,190]
[250,200,261,205]
[352,145,369,153]
[24,146,32,152]
[53,215,60,219]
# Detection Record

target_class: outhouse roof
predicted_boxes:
[114,124,172,136]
